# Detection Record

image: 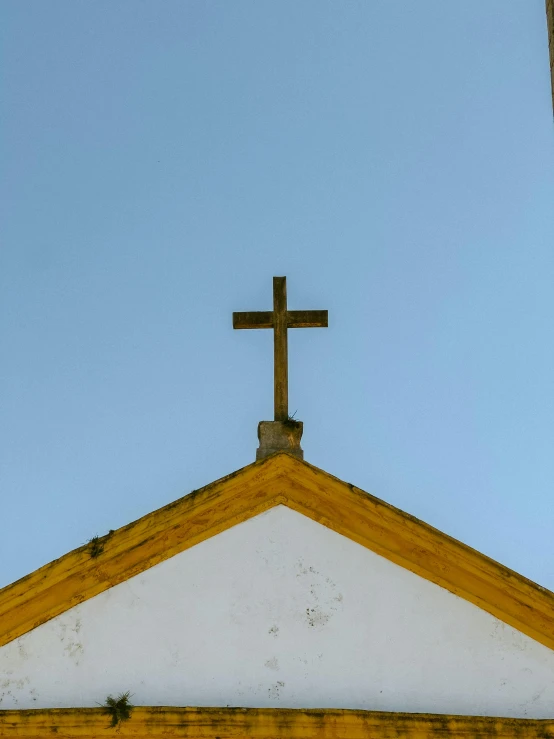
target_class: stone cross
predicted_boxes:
[233,276,328,422]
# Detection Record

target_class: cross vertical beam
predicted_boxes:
[273,277,288,421]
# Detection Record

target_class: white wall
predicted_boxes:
[1,505,553,717]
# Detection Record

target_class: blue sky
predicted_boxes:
[1,1,553,592]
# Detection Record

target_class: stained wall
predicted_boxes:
[1,506,553,717]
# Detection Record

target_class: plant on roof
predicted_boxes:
[101,691,134,727]
[283,411,301,428]
[87,535,104,558]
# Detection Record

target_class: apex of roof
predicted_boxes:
[1,453,553,651]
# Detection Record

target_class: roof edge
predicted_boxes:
[0,454,284,647]
[0,706,552,738]
[1,453,553,652]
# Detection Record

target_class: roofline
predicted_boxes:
[1,453,553,651]
[0,706,552,738]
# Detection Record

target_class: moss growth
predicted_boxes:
[88,536,104,558]
[88,530,115,558]
[283,412,301,429]
[101,692,134,727]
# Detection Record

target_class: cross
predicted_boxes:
[233,276,328,422]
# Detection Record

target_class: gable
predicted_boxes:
[1,454,552,657]
[1,505,554,718]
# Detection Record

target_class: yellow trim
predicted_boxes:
[0,707,552,738]
[1,454,553,651]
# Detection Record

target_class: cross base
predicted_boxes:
[256,420,304,461]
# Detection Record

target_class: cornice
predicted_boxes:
[0,707,552,738]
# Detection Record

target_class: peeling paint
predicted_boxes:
[305,607,330,628]
[267,681,285,699]
[17,642,28,661]
[63,641,84,664]
[295,558,343,629]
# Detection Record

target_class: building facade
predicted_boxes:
[1,454,553,737]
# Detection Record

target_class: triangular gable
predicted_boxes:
[1,453,553,651]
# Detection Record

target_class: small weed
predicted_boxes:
[87,530,115,558]
[88,536,104,558]
[100,691,134,727]
[283,411,301,429]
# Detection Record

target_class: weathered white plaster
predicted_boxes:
[1,506,553,717]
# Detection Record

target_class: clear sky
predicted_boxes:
[1,1,553,592]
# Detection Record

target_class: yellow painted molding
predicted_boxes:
[0,707,553,738]
[0,454,553,652]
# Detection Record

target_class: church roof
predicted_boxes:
[1,452,553,651]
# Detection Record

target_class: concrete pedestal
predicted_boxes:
[256,420,304,460]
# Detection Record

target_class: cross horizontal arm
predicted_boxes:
[233,310,328,330]
[233,311,273,329]
[287,310,328,328]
